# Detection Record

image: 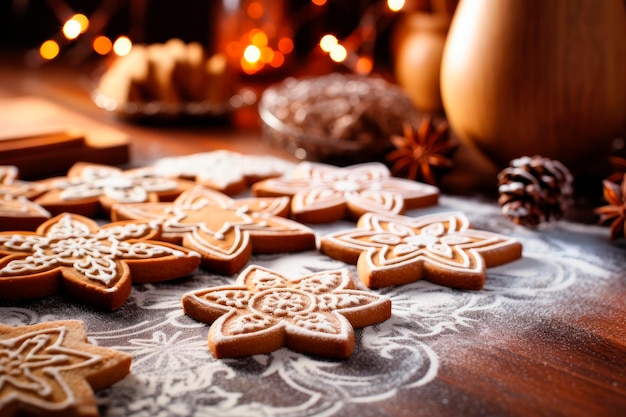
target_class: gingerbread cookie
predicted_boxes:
[149,150,295,196]
[320,211,522,290]
[0,166,51,231]
[252,161,439,223]
[0,196,51,231]
[183,265,391,359]
[0,213,200,310]
[111,185,316,275]
[0,166,48,200]
[0,320,131,417]
[34,162,195,217]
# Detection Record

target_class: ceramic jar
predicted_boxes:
[393,12,451,113]
[440,0,626,170]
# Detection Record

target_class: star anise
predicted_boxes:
[594,173,626,240]
[386,115,458,185]
[607,156,626,184]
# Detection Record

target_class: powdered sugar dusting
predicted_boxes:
[0,195,623,416]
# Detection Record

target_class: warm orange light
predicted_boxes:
[270,51,285,68]
[243,44,261,63]
[241,56,263,74]
[312,0,327,6]
[247,1,264,19]
[387,0,405,12]
[251,31,268,48]
[319,34,338,52]
[260,46,274,63]
[39,40,59,60]
[92,35,112,55]
[62,19,82,40]
[72,14,89,33]
[355,56,373,74]
[113,36,132,56]
[277,37,294,54]
[329,44,347,62]
[225,41,242,58]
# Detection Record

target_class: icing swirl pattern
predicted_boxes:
[321,211,523,289]
[252,161,440,223]
[0,320,131,417]
[0,213,200,310]
[111,185,317,275]
[182,265,392,358]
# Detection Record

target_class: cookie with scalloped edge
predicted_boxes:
[252,161,439,223]
[0,213,200,310]
[183,265,391,359]
[0,320,131,417]
[320,211,522,290]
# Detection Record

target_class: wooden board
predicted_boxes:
[0,96,129,179]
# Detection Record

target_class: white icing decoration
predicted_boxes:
[53,166,178,202]
[0,326,101,411]
[0,214,195,285]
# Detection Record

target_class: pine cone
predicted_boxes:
[497,155,574,226]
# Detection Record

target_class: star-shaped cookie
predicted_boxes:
[149,150,295,195]
[0,320,131,417]
[34,162,195,217]
[183,265,391,358]
[0,213,200,309]
[252,161,440,223]
[111,185,316,275]
[0,165,51,231]
[320,212,522,290]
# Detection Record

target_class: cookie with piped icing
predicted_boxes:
[0,320,131,417]
[0,165,50,231]
[149,150,295,196]
[111,185,316,275]
[34,162,195,217]
[251,161,439,223]
[320,211,522,290]
[0,213,200,309]
[183,264,391,359]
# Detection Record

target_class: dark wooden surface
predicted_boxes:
[0,52,624,417]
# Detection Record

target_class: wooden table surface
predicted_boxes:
[0,52,624,417]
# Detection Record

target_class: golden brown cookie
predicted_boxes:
[0,213,200,310]
[183,265,392,359]
[0,320,131,417]
[252,161,440,223]
[149,150,295,196]
[111,185,316,275]
[0,166,50,231]
[34,162,195,217]
[320,211,523,290]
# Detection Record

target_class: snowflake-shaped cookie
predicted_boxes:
[252,161,439,223]
[0,165,51,231]
[111,185,317,275]
[0,213,200,309]
[0,320,131,417]
[183,265,391,358]
[34,162,195,217]
[320,212,522,290]
[149,150,296,195]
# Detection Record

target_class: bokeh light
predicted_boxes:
[39,40,59,60]
[329,44,347,62]
[62,19,82,40]
[387,0,405,12]
[319,34,338,52]
[92,36,112,55]
[113,36,132,56]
